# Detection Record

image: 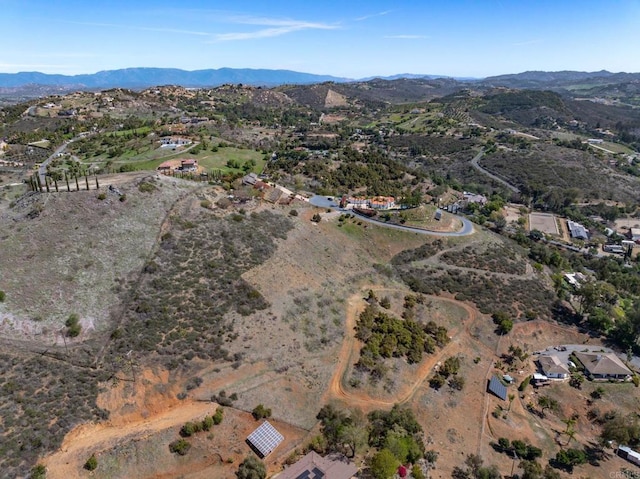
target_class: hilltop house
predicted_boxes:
[343,196,396,210]
[160,137,192,148]
[537,355,570,380]
[157,161,173,173]
[630,228,640,242]
[180,159,198,172]
[573,352,632,381]
[463,191,488,205]
[369,196,395,210]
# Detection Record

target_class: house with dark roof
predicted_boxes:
[567,220,589,240]
[573,352,632,381]
[537,355,570,380]
[275,452,357,479]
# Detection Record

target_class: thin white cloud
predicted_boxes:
[355,10,392,21]
[211,17,338,42]
[63,20,210,36]
[384,34,428,39]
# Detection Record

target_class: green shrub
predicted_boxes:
[180,421,201,437]
[169,438,191,456]
[65,313,81,337]
[200,200,212,209]
[213,407,224,425]
[289,209,298,216]
[236,456,266,479]
[84,454,98,471]
[0,290,5,302]
[202,415,214,431]
[138,181,156,193]
[97,192,106,200]
[252,404,272,420]
[518,376,531,392]
[30,464,46,479]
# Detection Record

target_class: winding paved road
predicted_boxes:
[470,149,520,193]
[38,138,75,184]
[309,195,475,237]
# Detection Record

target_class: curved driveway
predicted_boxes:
[309,196,474,237]
[470,149,520,193]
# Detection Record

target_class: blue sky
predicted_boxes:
[2,0,640,78]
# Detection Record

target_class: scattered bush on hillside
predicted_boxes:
[518,376,531,392]
[492,311,514,335]
[0,290,5,302]
[552,448,587,473]
[213,407,224,425]
[83,454,98,471]
[212,390,235,406]
[65,313,81,337]
[252,404,272,420]
[169,438,191,456]
[30,464,46,479]
[236,456,266,479]
[138,181,156,193]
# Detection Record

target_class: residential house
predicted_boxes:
[537,355,570,379]
[563,272,588,288]
[567,220,589,240]
[630,228,640,242]
[463,191,488,206]
[242,172,258,185]
[369,196,395,210]
[573,352,632,381]
[160,137,192,148]
[156,161,173,173]
[275,452,358,479]
[180,159,198,172]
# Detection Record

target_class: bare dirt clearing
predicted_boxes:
[43,368,309,479]
[529,212,559,235]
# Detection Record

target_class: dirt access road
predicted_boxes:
[43,400,214,478]
[325,287,487,410]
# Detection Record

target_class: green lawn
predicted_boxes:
[600,141,635,154]
[108,126,152,137]
[117,147,266,173]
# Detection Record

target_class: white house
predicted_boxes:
[537,355,570,379]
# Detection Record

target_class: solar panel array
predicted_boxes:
[296,467,325,479]
[247,421,284,458]
[488,375,507,400]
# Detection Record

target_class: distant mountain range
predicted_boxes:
[0,67,639,98]
[0,67,352,89]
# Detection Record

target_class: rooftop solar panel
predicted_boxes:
[247,421,284,458]
[488,375,507,400]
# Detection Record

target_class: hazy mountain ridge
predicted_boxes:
[0,67,351,89]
